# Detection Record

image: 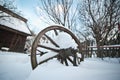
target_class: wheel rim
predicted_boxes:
[31,25,82,70]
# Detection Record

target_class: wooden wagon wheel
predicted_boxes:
[31,25,83,70]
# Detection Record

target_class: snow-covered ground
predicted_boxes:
[0,51,120,80]
[0,51,32,80]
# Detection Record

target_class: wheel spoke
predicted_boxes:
[67,57,74,64]
[38,54,58,65]
[73,55,77,66]
[61,58,64,64]
[64,58,68,66]
[44,34,60,47]
[38,44,60,52]
[37,49,47,56]
[54,29,58,36]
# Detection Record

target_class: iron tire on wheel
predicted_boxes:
[31,25,83,70]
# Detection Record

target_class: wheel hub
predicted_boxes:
[59,47,77,59]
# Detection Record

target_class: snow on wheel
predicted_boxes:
[31,25,83,70]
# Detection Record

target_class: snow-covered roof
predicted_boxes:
[0,6,31,35]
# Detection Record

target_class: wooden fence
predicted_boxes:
[82,45,120,58]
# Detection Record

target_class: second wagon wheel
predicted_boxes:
[31,25,83,70]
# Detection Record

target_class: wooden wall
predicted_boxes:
[0,28,27,52]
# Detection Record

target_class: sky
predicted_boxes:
[14,0,84,34]
[15,0,49,34]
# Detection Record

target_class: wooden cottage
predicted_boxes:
[0,5,31,52]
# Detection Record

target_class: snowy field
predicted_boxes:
[0,51,120,80]
[0,51,32,80]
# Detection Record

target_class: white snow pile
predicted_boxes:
[53,32,77,49]
[41,32,78,49]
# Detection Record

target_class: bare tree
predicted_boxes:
[37,0,79,29]
[0,0,21,20]
[0,0,17,10]
[78,0,120,57]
